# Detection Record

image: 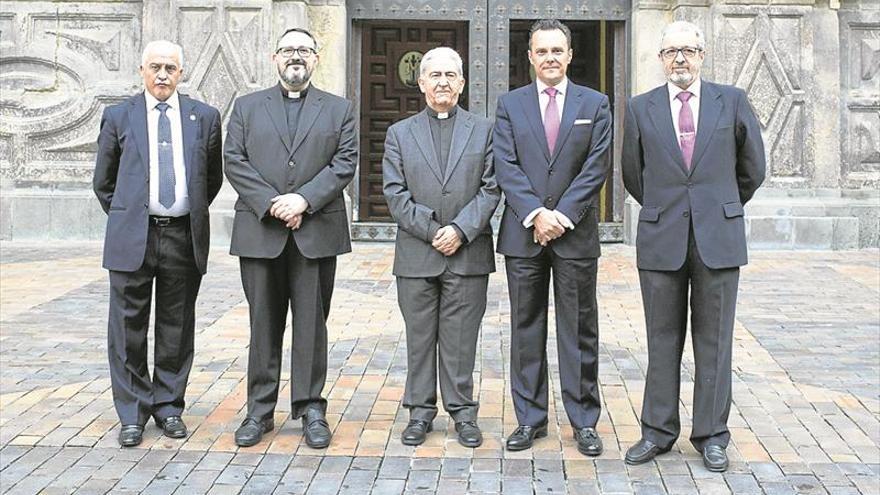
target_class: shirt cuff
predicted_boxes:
[523,207,546,228]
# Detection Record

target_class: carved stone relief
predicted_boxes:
[0,4,142,186]
[840,11,879,187]
[713,6,812,184]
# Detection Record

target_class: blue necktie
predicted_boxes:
[155,102,175,209]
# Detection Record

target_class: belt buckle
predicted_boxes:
[153,216,172,227]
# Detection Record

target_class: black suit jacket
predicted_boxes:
[383,108,500,277]
[93,92,223,274]
[622,80,766,270]
[493,81,612,259]
[224,85,357,259]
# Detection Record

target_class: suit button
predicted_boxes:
[686,182,693,188]
[288,161,295,167]
[683,211,690,218]
[546,196,553,202]
[442,190,449,196]
[144,203,148,208]
[548,168,554,175]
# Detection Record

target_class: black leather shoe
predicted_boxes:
[574,427,603,456]
[156,416,187,439]
[702,445,729,472]
[455,421,483,448]
[301,407,332,449]
[625,438,672,465]
[235,417,274,447]
[118,425,144,447]
[401,419,433,446]
[505,424,547,451]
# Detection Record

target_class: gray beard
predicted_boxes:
[280,64,310,87]
[669,71,694,86]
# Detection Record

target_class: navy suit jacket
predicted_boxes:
[93,92,223,274]
[493,81,612,259]
[622,80,765,271]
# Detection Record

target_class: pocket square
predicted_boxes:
[574,119,592,125]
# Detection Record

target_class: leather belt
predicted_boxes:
[149,214,189,227]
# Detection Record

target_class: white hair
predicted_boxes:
[141,40,184,67]
[660,21,706,50]
[419,46,463,77]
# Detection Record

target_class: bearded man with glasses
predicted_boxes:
[622,21,765,472]
[224,27,357,449]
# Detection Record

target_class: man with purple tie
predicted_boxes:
[622,21,765,472]
[493,19,612,456]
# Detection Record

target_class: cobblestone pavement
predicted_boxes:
[1,241,878,494]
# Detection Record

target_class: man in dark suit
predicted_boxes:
[493,19,612,456]
[622,21,765,472]
[224,27,357,449]
[93,40,223,447]
[383,47,500,448]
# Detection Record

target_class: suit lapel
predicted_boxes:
[179,94,198,185]
[442,109,474,185]
[411,111,444,183]
[647,86,688,174]
[689,81,722,175]
[550,84,582,165]
[263,88,292,153]
[291,88,324,154]
[521,83,551,163]
[129,93,150,175]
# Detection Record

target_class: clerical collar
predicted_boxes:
[279,83,309,100]
[427,105,458,120]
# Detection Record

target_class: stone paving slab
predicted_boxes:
[0,241,878,494]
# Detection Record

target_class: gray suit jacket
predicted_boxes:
[93,92,223,274]
[622,80,766,271]
[383,108,500,277]
[224,85,357,259]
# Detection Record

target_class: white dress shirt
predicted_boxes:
[667,78,701,139]
[524,77,574,231]
[145,91,189,217]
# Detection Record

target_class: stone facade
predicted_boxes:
[1,0,877,248]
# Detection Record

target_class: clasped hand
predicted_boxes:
[432,225,462,256]
[270,193,309,230]
[533,209,568,246]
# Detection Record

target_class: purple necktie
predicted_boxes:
[677,91,695,169]
[543,87,560,154]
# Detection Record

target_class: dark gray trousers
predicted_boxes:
[638,229,739,451]
[107,220,201,426]
[506,252,601,430]
[397,271,488,423]
[239,237,335,422]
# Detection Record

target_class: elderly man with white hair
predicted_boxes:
[94,40,223,447]
[383,46,500,447]
[622,21,765,471]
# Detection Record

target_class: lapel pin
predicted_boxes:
[189,114,196,121]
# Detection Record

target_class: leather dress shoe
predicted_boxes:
[118,425,144,447]
[574,427,603,456]
[156,416,187,439]
[702,445,729,472]
[302,407,332,449]
[235,417,274,447]
[625,438,671,465]
[505,424,547,451]
[401,419,433,446]
[455,421,483,448]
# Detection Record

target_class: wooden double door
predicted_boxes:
[355,12,626,229]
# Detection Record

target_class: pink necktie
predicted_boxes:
[677,91,695,169]
[543,87,560,154]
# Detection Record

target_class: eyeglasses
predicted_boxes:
[276,46,316,59]
[659,46,702,60]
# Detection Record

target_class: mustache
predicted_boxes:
[286,61,307,68]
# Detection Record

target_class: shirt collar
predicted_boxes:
[145,90,180,111]
[668,78,701,103]
[536,77,568,97]
[279,82,310,99]
[426,105,458,120]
